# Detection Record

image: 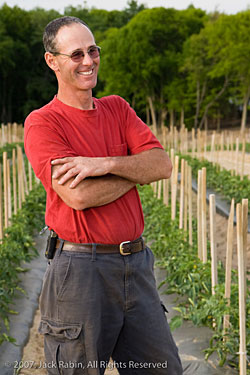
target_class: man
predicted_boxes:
[24,16,182,375]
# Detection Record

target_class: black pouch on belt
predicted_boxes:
[45,230,58,259]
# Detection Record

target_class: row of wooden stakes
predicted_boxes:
[0,123,24,146]
[158,125,250,153]
[158,127,249,178]
[152,151,248,375]
[0,147,37,240]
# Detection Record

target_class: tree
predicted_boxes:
[99,6,206,128]
[181,15,232,130]
[23,8,61,116]
[223,11,250,132]
[0,5,34,123]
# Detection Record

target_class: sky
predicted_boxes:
[1,0,250,15]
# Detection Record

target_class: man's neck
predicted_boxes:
[57,88,94,110]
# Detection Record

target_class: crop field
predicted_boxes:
[0,125,249,375]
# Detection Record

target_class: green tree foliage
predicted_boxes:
[64,0,146,41]
[0,5,33,123]
[218,11,250,132]
[99,6,206,127]
[23,8,61,116]
[0,1,145,123]
[181,11,250,131]
[0,5,61,123]
[1,2,250,130]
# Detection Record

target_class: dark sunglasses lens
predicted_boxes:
[71,51,84,62]
[88,47,100,58]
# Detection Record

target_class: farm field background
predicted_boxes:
[1,1,250,374]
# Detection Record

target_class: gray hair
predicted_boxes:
[43,16,90,53]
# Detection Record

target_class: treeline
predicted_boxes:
[0,1,145,124]
[0,1,250,131]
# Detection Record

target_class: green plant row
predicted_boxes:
[0,183,46,345]
[203,142,250,153]
[179,154,250,211]
[139,184,250,372]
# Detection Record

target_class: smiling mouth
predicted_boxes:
[78,69,93,76]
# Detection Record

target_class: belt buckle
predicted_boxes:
[120,241,131,256]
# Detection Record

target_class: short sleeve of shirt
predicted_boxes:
[117,97,163,155]
[24,112,77,191]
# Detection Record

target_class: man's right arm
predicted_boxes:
[52,164,136,210]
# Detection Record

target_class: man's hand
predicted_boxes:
[52,165,136,210]
[51,156,111,188]
[52,148,172,189]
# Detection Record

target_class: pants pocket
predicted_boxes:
[39,319,86,375]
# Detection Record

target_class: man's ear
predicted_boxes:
[44,52,59,72]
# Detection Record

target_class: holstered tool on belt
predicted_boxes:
[45,230,58,259]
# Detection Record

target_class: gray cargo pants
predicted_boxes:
[38,244,183,375]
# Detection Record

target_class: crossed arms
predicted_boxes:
[51,148,172,210]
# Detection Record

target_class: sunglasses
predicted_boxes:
[51,46,101,62]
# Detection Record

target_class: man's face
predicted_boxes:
[52,23,100,93]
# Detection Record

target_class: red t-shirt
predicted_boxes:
[24,95,163,244]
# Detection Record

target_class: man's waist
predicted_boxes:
[56,236,145,256]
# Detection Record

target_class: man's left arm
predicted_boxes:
[51,148,172,188]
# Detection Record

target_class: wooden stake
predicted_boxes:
[171,155,179,221]
[240,138,246,180]
[22,154,28,196]
[204,130,207,158]
[163,178,169,206]
[185,128,188,154]
[197,170,202,260]
[211,132,216,167]
[7,159,11,224]
[17,146,25,207]
[216,136,219,169]
[209,194,217,294]
[191,128,195,157]
[153,181,157,197]
[230,133,234,160]
[179,158,185,229]
[7,123,11,144]
[3,152,8,228]
[236,203,247,375]
[162,126,167,149]
[201,167,207,263]
[174,127,178,151]
[0,165,3,241]
[184,160,188,231]
[28,161,33,191]
[188,165,193,246]
[235,137,239,176]
[13,122,17,143]
[12,149,17,215]
[1,124,6,146]
[242,199,248,299]
[157,179,162,200]
[197,129,201,154]
[170,148,175,196]
[223,199,235,332]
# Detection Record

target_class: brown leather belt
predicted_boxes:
[56,237,145,256]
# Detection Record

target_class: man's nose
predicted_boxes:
[82,52,93,65]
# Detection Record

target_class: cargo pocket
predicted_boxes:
[39,319,86,375]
